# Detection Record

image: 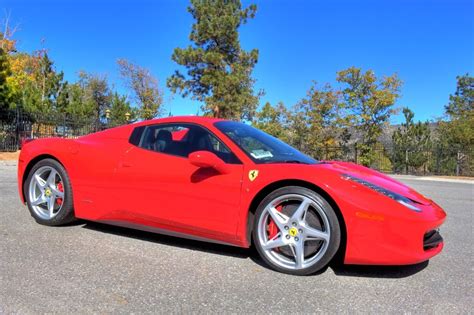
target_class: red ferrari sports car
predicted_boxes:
[17,116,446,275]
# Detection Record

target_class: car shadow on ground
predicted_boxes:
[82,221,250,259]
[81,220,429,278]
[330,261,429,278]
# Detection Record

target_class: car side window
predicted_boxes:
[135,123,240,164]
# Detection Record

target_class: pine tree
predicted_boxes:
[435,74,473,175]
[392,108,431,174]
[167,0,262,120]
[109,93,134,126]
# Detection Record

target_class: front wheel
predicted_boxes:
[24,158,76,226]
[253,186,341,275]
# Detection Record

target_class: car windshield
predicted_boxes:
[214,121,318,164]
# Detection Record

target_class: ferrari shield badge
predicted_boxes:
[248,170,259,181]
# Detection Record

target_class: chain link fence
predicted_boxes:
[1,110,472,176]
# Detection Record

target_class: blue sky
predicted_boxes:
[3,0,473,123]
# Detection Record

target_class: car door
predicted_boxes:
[114,123,244,243]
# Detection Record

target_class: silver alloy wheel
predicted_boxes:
[28,166,65,220]
[257,194,331,270]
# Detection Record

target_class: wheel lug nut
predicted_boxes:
[299,229,303,234]
[284,226,289,230]
[294,237,299,241]
[286,235,290,239]
[292,222,297,227]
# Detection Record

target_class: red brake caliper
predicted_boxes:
[56,182,64,206]
[268,205,283,240]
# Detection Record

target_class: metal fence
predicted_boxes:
[1,110,472,176]
[0,110,112,152]
[316,144,473,177]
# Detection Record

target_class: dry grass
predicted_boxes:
[0,151,20,161]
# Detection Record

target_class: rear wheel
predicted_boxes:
[253,186,340,275]
[24,158,76,226]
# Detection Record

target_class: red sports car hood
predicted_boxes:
[318,161,431,205]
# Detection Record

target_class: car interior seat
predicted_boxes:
[155,130,173,152]
[143,129,156,151]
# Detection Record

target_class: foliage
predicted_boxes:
[253,102,290,142]
[1,22,162,124]
[289,83,353,159]
[337,67,402,166]
[60,82,94,119]
[391,108,431,174]
[118,59,163,120]
[3,48,67,114]
[24,52,67,114]
[439,74,474,150]
[109,92,135,126]
[434,74,473,175]
[0,12,18,53]
[167,0,262,120]
[77,71,112,120]
[0,47,13,114]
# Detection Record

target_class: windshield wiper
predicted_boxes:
[281,160,307,164]
[259,159,308,164]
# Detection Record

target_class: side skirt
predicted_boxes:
[97,219,243,248]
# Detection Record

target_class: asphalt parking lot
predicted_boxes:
[0,163,472,313]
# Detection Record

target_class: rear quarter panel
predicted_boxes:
[18,138,80,203]
[18,125,134,212]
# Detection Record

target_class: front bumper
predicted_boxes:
[343,199,447,266]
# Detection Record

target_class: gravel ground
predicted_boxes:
[0,164,472,314]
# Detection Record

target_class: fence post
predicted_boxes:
[63,113,66,138]
[405,149,409,175]
[15,107,20,151]
[435,146,440,175]
[354,144,358,164]
[456,151,461,176]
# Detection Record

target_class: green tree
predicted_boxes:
[167,0,262,120]
[22,52,67,115]
[337,67,401,166]
[290,83,351,159]
[445,74,473,118]
[0,47,13,115]
[435,74,473,175]
[253,101,289,142]
[108,92,134,126]
[118,59,163,120]
[391,107,431,174]
[441,74,474,149]
[76,71,112,120]
[60,82,95,119]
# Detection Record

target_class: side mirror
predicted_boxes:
[188,151,230,174]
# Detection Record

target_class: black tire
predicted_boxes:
[252,186,341,276]
[24,158,76,226]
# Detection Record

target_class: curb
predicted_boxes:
[390,174,474,185]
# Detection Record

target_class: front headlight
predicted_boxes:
[341,173,421,212]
